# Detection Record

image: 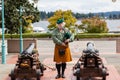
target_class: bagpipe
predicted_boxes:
[63,29,71,44]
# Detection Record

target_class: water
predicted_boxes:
[32,20,120,32]
[33,21,49,32]
[106,20,120,32]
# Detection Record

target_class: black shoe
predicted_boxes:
[61,74,65,78]
[55,74,61,79]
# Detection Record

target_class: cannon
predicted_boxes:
[9,43,46,80]
[73,42,109,80]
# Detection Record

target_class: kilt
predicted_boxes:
[53,44,72,63]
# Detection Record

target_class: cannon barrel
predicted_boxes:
[83,42,99,55]
[21,43,35,54]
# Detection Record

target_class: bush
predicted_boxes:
[0,33,52,39]
[78,17,108,33]
[75,33,120,39]
[0,33,120,39]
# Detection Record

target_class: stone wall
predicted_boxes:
[7,39,37,53]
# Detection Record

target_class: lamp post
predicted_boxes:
[1,0,6,64]
[19,5,23,54]
[19,0,39,53]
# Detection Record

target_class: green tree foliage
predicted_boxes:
[40,11,54,20]
[88,13,94,18]
[22,15,34,33]
[0,0,40,34]
[47,10,77,31]
[40,11,47,20]
[78,17,108,33]
[72,13,88,19]
[109,14,112,19]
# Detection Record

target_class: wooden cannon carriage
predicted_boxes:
[9,43,46,80]
[73,42,109,80]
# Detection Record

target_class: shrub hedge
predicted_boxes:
[75,33,120,39]
[0,33,120,39]
[0,33,51,39]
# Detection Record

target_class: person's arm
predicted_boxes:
[52,29,62,45]
[52,34,62,45]
[69,33,74,42]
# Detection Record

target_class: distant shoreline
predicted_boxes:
[39,19,120,21]
[33,19,120,32]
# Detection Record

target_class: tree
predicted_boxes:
[75,13,81,19]
[47,12,54,18]
[88,13,94,18]
[22,15,34,33]
[113,14,117,19]
[78,16,108,33]
[47,10,77,31]
[100,13,105,19]
[119,14,120,19]
[109,14,112,19]
[0,0,40,34]
[40,11,47,20]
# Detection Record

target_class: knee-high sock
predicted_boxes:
[62,63,66,75]
[56,64,61,75]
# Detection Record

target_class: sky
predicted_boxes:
[31,0,120,13]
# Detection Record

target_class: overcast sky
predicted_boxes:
[32,0,120,13]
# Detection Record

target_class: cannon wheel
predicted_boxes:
[40,64,45,76]
[102,76,106,80]
[10,70,16,80]
[37,75,40,80]
[11,76,15,80]
[76,76,80,80]
[36,70,41,80]
[102,68,107,80]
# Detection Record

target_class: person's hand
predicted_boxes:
[65,39,70,43]
[61,42,66,47]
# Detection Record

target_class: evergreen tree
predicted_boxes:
[113,14,117,19]
[109,14,112,19]
[0,0,40,34]
[101,13,105,18]
[88,13,94,18]
[119,14,120,19]
[40,11,47,20]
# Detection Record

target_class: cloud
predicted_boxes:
[35,0,120,13]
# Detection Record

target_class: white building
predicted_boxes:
[33,27,46,33]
